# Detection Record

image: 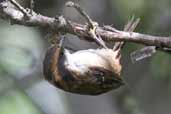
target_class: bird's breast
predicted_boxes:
[68,49,118,71]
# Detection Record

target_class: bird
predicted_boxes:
[43,18,139,95]
[43,43,124,95]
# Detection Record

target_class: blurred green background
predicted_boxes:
[0,0,171,114]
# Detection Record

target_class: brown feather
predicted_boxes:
[43,46,124,95]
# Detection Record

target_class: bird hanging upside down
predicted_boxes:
[43,44,124,95]
[43,18,139,95]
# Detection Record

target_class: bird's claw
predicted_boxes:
[87,21,107,49]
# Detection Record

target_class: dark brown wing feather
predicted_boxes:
[88,67,124,89]
[60,66,124,95]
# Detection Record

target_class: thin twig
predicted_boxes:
[30,0,34,15]
[66,1,94,28]
[66,1,107,48]
[89,29,108,48]
[8,0,29,17]
[113,17,140,51]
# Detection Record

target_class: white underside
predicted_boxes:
[64,49,119,75]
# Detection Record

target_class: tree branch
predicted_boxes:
[0,0,171,50]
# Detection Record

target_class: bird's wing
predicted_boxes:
[69,66,124,89]
[88,67,124,84]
